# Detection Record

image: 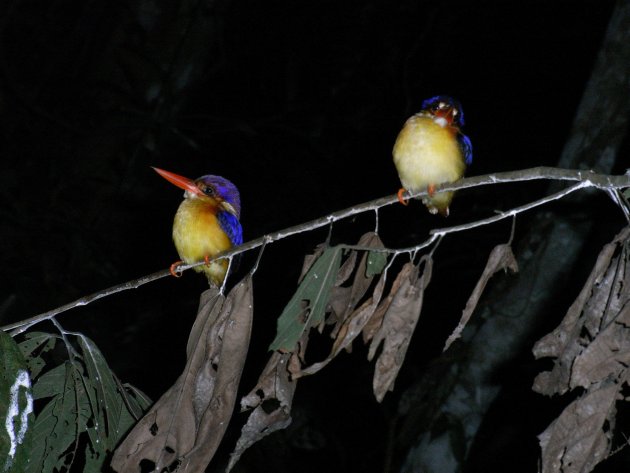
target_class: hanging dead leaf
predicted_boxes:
[532,226,630,473]
[369,257,433,402]
[336,248,359,286]
[365,262,414,356]
[538,381,617,473]
[227,351,297,472]
[299,244,326,283]
[340,233,385,318]
[533,226,630,395]
[326,249,359,333]
[571,304,630,389]
[329,232,384,334]
[296,267,388,377]
[443,244,518,351]
[289,233,386,377]
[111,276,254,473]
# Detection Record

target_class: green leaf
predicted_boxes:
[26,362,89,473]
[32,364,67,400]
[18,332,58,380]
[26,334,151,473]
[366,250,387,278]
[270,246,342,351]
[77,335,129,450]
[119,383,152,421]
[77,335,151,453]
[0,330,34,473]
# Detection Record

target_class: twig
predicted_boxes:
[5,270,169,335]
[3,167,629,334]
[430,181,590,236]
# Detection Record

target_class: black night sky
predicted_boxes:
[1,1,628,472]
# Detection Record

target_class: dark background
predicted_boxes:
[1,1,626,472]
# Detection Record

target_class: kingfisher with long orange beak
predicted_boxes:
[153,167,243,286]
[393,95,472,216]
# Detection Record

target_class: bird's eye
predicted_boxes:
[438,102,446,109]
[203,186,215,196]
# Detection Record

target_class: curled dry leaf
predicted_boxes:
[343,233,386,309]
[443,244,518,351]
[538,381,618,473]
[227,235,386,468]
[227,351,297,472]
[270,233,386,353]
[571,304,630,388]
[297,267,388,377]
[533,226,630,395]
[111,276,254,473]
[369,257,433,402]
[326,249,358,332]
[298,244,325,284]
[295,232,386,377]
[532,226,630,473]
[361,264,410,345]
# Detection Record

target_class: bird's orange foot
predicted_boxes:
[397,188,409,206]
[169,260,184,278]
[427,184,436,197]
[204,255,212,266]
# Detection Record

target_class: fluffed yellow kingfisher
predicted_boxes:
[393,95,472,216]
[153,167,243,286]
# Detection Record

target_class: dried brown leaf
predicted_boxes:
[290,233,386,377]
[538,382,617,473]
[443,244,518,351]
[571,304,630,389]
[533,227,630,473]
[328,286,351,331]
[362,260,411,345]
[324,249,359,327]
[329,232,384,323]
[332,268,387,354]
[296,268,388,377]
[369,257,433,402]
[533,226,630,395]
[342,233,385,315]
[111,276,254,473]
[299,244,326,283]
[228,351,297,472]
[336,248,359,286]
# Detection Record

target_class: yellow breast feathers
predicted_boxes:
[172,198,233,285]
[393,114,466,215]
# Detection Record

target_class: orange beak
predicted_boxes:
[152,167,202,196]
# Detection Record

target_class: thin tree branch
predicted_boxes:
[431,181,590,235]
[4,270,169,335]
[3,167,629,334]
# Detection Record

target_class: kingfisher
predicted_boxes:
[392,95,472,216]
[153,167,243,286]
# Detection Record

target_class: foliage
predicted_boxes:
[534,227,630,473]
[4,209,630,473]
[3,331,151,473]
[111,277,254,472]
[0,330,33,473]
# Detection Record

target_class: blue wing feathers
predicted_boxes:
[217,211,243,246]
[458,133,473,166]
